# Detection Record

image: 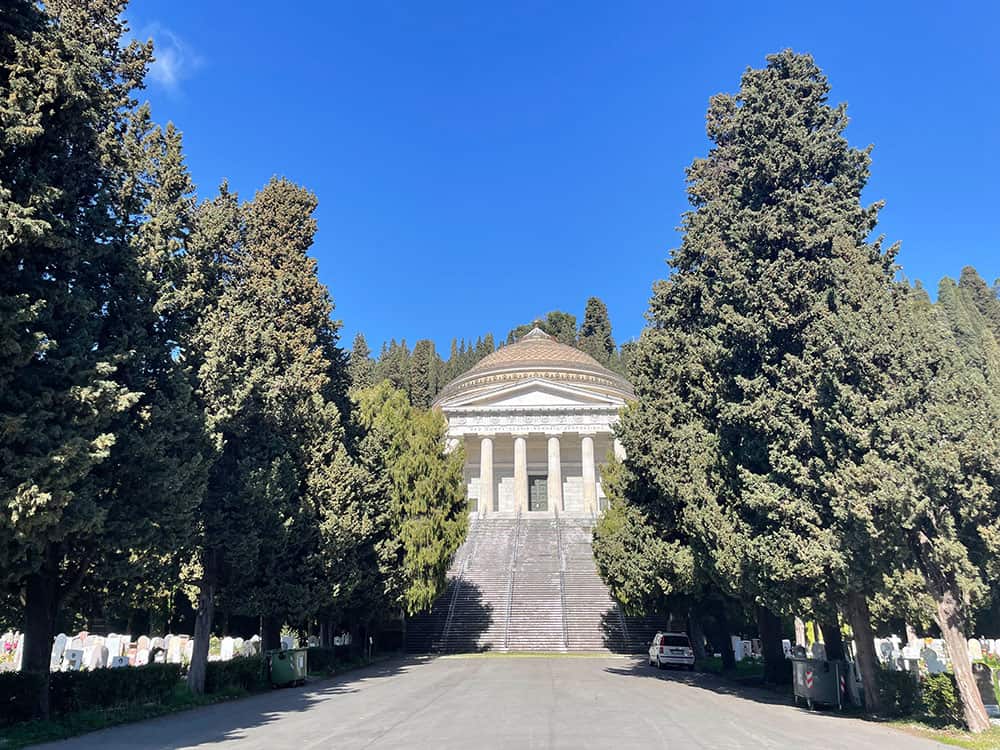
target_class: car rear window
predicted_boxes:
[661,636,689,647]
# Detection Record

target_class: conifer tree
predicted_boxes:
[958,266,1000,345]
[0,0,164,716]
[409,339,436,408]
[349,332,376,390]
[616,51,902,699]
[578,297,616,365]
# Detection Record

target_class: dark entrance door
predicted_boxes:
[528,475,548,512]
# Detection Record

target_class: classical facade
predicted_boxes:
[433,328,634,516]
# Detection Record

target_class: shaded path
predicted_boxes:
[40,656,945,749]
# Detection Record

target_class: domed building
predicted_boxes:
[434,327,634,516]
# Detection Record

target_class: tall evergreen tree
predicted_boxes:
[409,339,436,408]
[349,332,376,390]
[958,266,1000,344]
[0,0,166,716]
[578,297,616,365]
[615,51,903,700]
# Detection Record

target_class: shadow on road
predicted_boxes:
[604,657,868,720]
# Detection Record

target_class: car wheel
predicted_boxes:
[688,664,695,671]
[656,658,664,670]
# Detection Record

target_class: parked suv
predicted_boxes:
[648,631,695,670]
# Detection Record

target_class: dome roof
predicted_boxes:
[435,327,634,404]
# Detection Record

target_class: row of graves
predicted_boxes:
[872,633,1000,719]
[0,631,305,674]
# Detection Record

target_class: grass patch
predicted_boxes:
[0,683,247,750]
[891,720,1000,750]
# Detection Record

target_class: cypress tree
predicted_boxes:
[958,266,1000,344]
[617,51,902,699]
[578,297,616,365]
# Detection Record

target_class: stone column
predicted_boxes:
[479,436,494,515]
[513,434,528,514]
[547,435,563,512]
[581,434,597,514]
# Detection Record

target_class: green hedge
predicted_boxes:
[204,656,266,694]
[306,647,336,674]
[0,664,181,725]
[876,668,920,717]
[920,673,963,726]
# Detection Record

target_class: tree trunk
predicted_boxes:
[261,615,282,652]
[708,602,736,671]
[845,590,881,715]
[820,619,846,662]
[932,580,990,732]
[687,610,707,661]
[756,605,789,684]
[187,581,215,694]
[22,566,58,719]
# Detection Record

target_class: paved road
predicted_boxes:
[40,656,944,749]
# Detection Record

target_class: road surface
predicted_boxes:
[40,655,944,749]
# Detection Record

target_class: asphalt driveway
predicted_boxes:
[38,655,946,749]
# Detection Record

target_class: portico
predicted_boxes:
[434,328,633,517]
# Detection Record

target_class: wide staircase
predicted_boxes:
[405,514,658,654]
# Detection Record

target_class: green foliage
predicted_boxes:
[921,673,964,726]
[578,297,616,366]
[204,657,266,694]
[0,665,182,726]
[349,333,376,390]
[355,382,468,615]
[306,647,337,674]
[877,669,921,718]
[508,311,577,345]
[408,339,437,408]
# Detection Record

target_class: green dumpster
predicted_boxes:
[268,648,308,687]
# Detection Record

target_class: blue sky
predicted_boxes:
[127,1,999,354]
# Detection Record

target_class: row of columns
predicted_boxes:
[477,433,599,515]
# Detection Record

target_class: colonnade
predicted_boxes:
[477,433,608,515]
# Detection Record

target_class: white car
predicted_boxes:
[648,631,695,670]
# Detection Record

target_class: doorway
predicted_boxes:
[528,475,548,512]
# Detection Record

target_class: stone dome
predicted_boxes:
[435,327,634,404]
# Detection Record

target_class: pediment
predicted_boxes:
[437,378,625,410]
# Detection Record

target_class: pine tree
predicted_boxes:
[349,332,376,390]
[958,266,1000,344]
[578,297,616,365]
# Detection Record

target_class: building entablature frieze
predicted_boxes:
[445,411,618,438]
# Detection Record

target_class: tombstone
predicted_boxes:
[151,637,165,651]
[137,635,151,652]
[184,639,195,663]
[135,648,150,666]
[163,635,175,656]
[921,646,947,674]
[127,645,138,666]
[109,655,129,669]
[50,633,68,671]
[89,645,108,670]
[233,637,244,653]
[730,636,744,662]
[889,634,902,655]
[972,663,1000,718]
[69,635,83,651]
[167,637,183,664]
[106,635,121,666]
[220,636,235,661]
[780,639,792,659]
[62,649,83,671]
[877,638,894,663]
[280,635,294,651]
[969,638,984,662]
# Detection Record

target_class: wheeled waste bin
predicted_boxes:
[792,657,848,710]
[268,648,308,687]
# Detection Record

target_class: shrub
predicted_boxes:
[0,664,181,725]
[307,647,336,674]
[0,671,46,726]
[204,656,266,694]
[876,668,920,717]
[920,672,963,726]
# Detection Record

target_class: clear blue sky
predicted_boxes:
[127,0,999,354]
